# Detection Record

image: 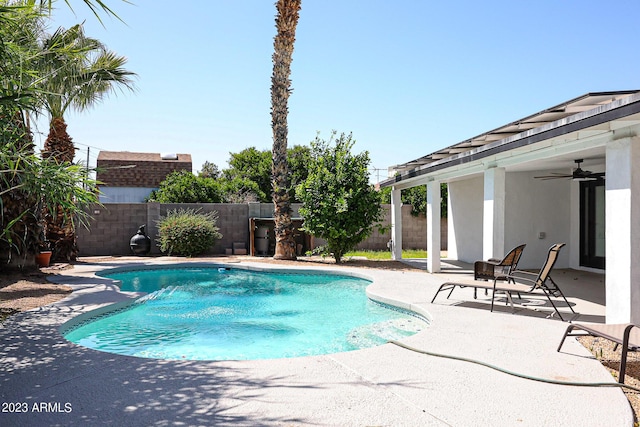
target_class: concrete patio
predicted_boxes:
[0,256,631,426]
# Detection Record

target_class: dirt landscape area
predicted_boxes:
[1,259,639,422]
[0,269,72,320]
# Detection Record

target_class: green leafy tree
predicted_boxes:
[223,147,272,202]
[287,144,311,202]
[219,145,310,203]
[198,161,220,179]
[296,132,384,263]
[380,184,448,217]
[147,171,223,203]
[150,170,264,204]
[219,176,264,203]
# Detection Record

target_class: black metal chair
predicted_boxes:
[472,244,526,298]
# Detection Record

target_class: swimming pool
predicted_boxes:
[62,265,427,360]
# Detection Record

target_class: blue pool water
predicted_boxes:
[63,266,426,360]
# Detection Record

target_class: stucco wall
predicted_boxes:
[505,171,571,269]
[448,177,484,262]
[99,187,157,203]
[446,172,571,269]
[76,203,445,256]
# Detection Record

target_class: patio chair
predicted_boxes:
[557,323,640,384]
[431,243,575,321]
[473,243,526,298]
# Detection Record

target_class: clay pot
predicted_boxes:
[35,251,52,267]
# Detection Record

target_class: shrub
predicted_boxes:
[156,209,222,256]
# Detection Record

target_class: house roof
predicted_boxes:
[96,151,193,188]
[381,90,640,187]
[97,151,192,163]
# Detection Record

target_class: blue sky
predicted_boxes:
[36,0,640,182]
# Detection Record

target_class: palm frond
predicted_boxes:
[33,23,137,118]
[37,1,133,26]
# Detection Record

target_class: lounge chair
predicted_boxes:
[557,323,640,383]
[473,243,526,298]
[431,243,575,321]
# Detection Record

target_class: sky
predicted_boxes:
[34,0,640,183]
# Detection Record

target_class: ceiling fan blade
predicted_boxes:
[574,168,606,180]
[535,159,606,181]
[534,174,572,179]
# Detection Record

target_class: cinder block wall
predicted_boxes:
[77,204,148,256]
[156,204,250,254]
[78,203,253,256]
[354,205,447,251]
[76,203,446,256]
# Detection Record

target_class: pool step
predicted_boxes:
[346,318,425,349]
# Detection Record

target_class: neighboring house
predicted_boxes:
[380,90,640,324]
[96,151,192,203]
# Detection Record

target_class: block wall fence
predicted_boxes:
[76,203,447,256]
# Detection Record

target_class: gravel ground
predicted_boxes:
[1,259,638,423]
[578,335,640,422]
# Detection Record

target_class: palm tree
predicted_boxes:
[270,0,301,260]
[37,23,136,260]
[40,24,135,161]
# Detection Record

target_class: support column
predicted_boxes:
[483,167,506,260]
[390,187,403,260]
[605,137,640,324]
[427,180,441,273]
[147,202,161,254]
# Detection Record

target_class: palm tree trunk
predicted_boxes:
[271,0,301,260]
[43,116,78,261]
[43,117,75,163]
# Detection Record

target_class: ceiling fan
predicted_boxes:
[534,159,605,181]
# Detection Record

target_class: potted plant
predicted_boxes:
[35,240,52,268]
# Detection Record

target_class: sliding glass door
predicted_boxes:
[580,180,605,269]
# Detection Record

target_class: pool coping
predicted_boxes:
[0,257,634,426]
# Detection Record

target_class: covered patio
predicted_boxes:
[380,90,640,324]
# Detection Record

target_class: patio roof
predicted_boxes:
[381,90,640,187]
